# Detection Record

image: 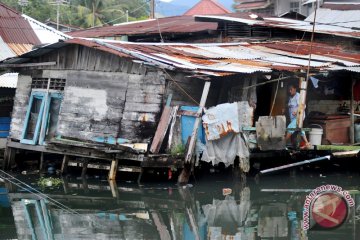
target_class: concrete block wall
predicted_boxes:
[307,100,352,115]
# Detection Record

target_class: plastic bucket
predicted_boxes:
[355,124,360,143]
[309,124,323,146]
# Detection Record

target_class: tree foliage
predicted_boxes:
[0,0,150,28]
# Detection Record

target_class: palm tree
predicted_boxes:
[76,0,105,27]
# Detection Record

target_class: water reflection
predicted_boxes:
[1,172,360,240]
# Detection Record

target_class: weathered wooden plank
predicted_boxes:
[185,81,210,163]
[167,106,179,150]
[0,62,56,68]
[141,156,183,168]
[150,94,173,153]
[67,161,142,172]
[6,140,113,160]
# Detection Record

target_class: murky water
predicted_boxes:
[1,169,360,240]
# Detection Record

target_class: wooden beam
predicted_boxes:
[81,159,89,178]
[61,155,69,175]
[7,140,113,160]
[150,94,173,153]
[185,81,211,163]
[0,62,56,68]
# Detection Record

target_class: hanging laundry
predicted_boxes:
[202,101,253,141]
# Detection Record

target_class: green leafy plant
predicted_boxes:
[170,144,185,156]
[37,177,63,189]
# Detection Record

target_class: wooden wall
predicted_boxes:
[11,44,257,146]
[11,44,211,144]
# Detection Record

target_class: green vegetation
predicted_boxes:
[0,0,149,28]
[37,177,63,189]
[170,144,186,156]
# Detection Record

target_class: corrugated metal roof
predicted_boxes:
[183,0,231,16]
[69,15,218,38]
[195,15,360,39]
[321,3,360,11]
[2,38,360,76]
[7,43,33,56]
[329,66,360,73]
[233,0,271,10]
[0,72,18,88]
[0,3,40,44]
[305,8,360,29]
[22,14,70,44]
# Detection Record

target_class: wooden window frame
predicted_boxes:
[20,91,46,145]
[21,91,63,145]
[39,92,63,145]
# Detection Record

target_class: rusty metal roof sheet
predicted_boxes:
[195,15,360,39]
[3,38,360,76]
[0,3,40,44]
[183,0,231,16]
[69,15,218,38]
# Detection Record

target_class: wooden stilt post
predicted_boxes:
[350,76,355,144]
[82,178,89,193]
[137,167,144,185]
[108,159,118,180]
[3,147,16,170]
[297,76,308,129]
[109,180,119,198]
[178,81,211,184]
[2,147,9,170]
[61,155,69,175]
[39,152,45,172]
[81,159,89,178]
[62,176,69,194]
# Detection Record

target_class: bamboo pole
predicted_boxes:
[298,0,318,129]
[260,155,331,174]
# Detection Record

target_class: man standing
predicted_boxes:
[285,84,311,148]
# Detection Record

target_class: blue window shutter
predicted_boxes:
[39,92,63,145]
[20,91,46,145]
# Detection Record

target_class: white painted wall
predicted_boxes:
[274,0,324,16]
